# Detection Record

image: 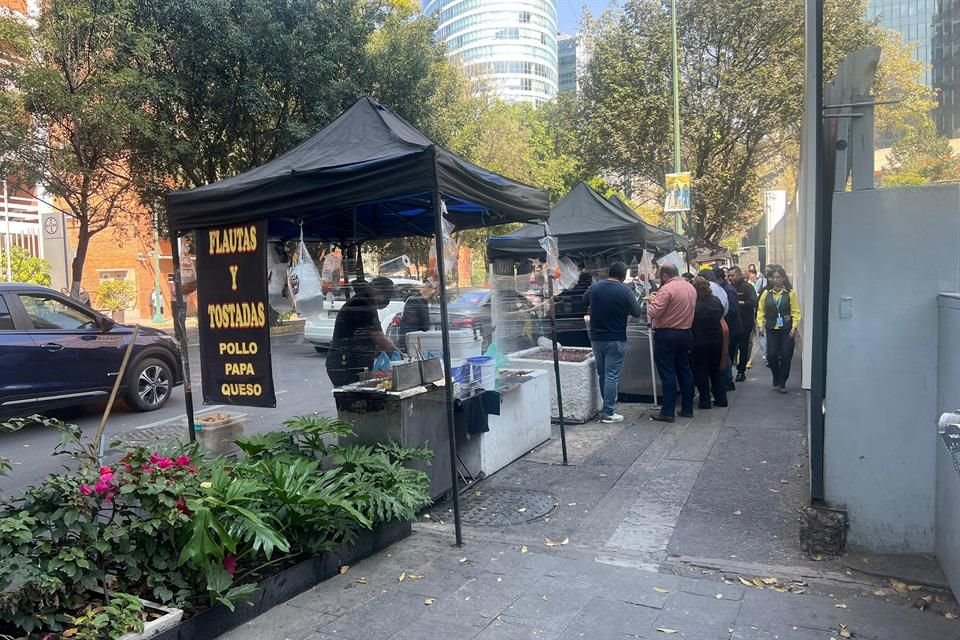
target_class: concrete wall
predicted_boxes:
[825,185,960,552]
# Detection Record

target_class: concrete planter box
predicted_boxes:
[936,422,960,596]
[196,413,247,457]
[508,347,601,423]
[118,599,184,640]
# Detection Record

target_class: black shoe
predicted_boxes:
[698,403,712,410]
[713,401,728,408]
[678,411,694,418]
[726,381,736,391]
[735,372,746,382]
[651,414,675,423]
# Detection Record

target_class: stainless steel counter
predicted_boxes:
[619,318,657,398]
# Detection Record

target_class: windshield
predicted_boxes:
[450,290,490,310]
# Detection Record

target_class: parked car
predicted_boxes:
[0,284,184,418]
[386,288,542,354]
[303,278,422,352]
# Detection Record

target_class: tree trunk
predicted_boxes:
[70,220,90,301]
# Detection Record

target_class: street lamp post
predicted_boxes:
[670,0,682,236]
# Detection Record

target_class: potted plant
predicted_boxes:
[508,346,602,423]
[96,278,138,322]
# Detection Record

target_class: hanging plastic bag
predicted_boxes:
[372,352,392,373]
[320,249,342,296]
[483,341,511,378]
[178,254,198,296]
[266,242,289,302]
[557,256,580,291]
[428,202,458,282]
[287,231,325,316]
[538,232,560,281]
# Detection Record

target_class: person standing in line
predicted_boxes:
[713,267,742,391]
[583,262,643,423]
[699,268,729,315]
[728,266,758,382]
[647,264,697,423]
[398,280,436,353]
[690,277,728,409]
[748,263,767,293]
[756,267,801,393]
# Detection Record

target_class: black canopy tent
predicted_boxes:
[165,97,551,547]
[486,182,687,261]
[606,195,689,254]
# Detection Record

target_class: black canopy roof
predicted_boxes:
[165,97,550,239]
[607,195,688,251]
[487,182,685,260]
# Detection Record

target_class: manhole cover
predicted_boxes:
[113,422,191,448]
[459,489,557,526]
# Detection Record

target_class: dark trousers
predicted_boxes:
[654,328,694,417]
[734,326,754,374]
[691,342,727,408]
[766,329,795,387]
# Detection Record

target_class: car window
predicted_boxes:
[0,297,13,330]
[19,294,98,330]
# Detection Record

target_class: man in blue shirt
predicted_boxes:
[583,262,643,423]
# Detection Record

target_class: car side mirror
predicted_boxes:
[96,316,115,332]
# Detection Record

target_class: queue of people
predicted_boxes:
[582,259,800,424]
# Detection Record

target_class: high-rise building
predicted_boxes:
[557,33,577,93]
[868,0,936,86]
[426,0,559,106]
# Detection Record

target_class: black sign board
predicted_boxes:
[195,221,276,408]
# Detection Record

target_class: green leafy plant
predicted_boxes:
[0,245,52,286]
[65,592,144,640]
[96,278,138,312]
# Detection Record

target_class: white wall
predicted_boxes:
[825,185,960,552]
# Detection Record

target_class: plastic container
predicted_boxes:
[467,356,495,390]
[405,329,482,362]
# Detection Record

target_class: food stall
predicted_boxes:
[165,97,552,544]
[487,182,690,405]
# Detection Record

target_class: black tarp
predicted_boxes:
[486,183,686,261]
[166,97,549,238]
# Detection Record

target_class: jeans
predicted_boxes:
[653,328,694,418]
[691,342,727,408]
[592,340,627,417]
[766,328,796,387]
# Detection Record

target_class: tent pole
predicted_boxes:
[547,273,568,465]
[432,190,463,547]
[170,232,197,443]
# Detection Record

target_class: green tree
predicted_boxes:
[0,246,52,286]
[578,0,876,245]
[0,0,152,298]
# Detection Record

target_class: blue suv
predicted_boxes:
[0,283,184,418]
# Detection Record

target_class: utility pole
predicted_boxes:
[151,199,165,324]
[670,0,682,236]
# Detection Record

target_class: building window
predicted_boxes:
[519,10,530,23]
[521,78,532,92]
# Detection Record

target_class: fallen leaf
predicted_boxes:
[907,584,923,592]
[424,598,435,606]
[62,629,78,638]
[561,537,570,545]
[945,612,957,620]
[771,586,787,593]
[518,507,527,513]
[544,538,560,547]
[715,593,723,599]
[520,545,528,553]
[761,578,778,585]
[424,514,431,519]
[567,502,577,506]
[872,589,888,597]
[408,575,423,580]
[398,572,406,582]
[780,479,790,484]
[738,577,754,587]
[768,488,780,493]
[734,510,743,516]
[339,565,350,574]
[459,557,468,564]
[656,628,679,635]
[838,624,852,638]
[862,557,870,564]
[655,587,671,593]
[497,577,502,582]
[475,491,482,496]
[751,578,766,589]
[835,603,848,609]
[354,577,368,584]
[889,579,909,593]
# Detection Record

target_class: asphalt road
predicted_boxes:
[0,334,336,498]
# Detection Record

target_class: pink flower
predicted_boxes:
[149,453,163,464]
[79,485,92,496]
[94,479,112,494]
[155,458,173,470]
[176,497,192,515]
[98,466,112,476]
[99,471,113,483]
[122,463,133,473]
[175,455,191,468]
[188,466,197,473]
[223,555,237,575]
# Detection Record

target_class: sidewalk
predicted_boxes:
[218,364,959,640]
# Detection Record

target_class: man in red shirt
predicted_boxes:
[646,264,697,422]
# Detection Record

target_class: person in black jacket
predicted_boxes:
[398,280,436,353]
[691,277,728,409]
[727,266,758,382]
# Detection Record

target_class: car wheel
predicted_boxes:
[126,357,173,412]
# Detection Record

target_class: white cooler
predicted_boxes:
[405,330,483,384]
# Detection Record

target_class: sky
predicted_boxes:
[556,0,612,34]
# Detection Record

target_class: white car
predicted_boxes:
[304,279,422,352]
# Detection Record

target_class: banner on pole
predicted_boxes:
[664,172,691,212]
[195,221,276,408]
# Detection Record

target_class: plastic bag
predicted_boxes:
[372,352,392,372]
[483,341,511,379]
[287,233,325,316]
[266,242,288,298]
[538,233,560,280]
[428,202,458,282]
[557,256,580,291]
[320,250,342,296]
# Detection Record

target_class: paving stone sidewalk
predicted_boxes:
[219,530,959,640]
[218,361,958,639]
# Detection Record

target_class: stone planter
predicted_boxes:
[195,412,247,457]
[508,346,602,423]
